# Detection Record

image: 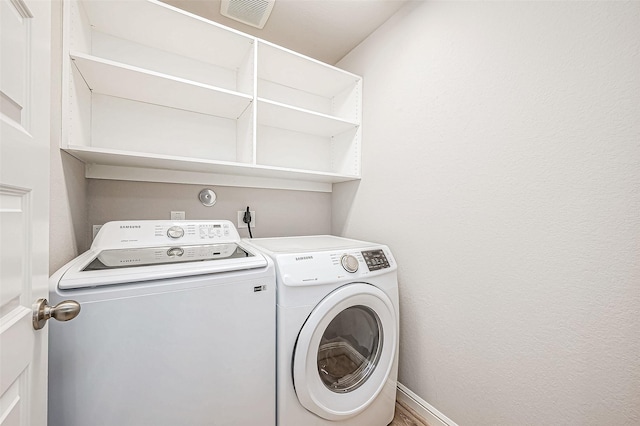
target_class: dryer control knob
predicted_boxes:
[167,226,185,239]
[341,254,359,273]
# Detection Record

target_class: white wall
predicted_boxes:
[334,1,640,425]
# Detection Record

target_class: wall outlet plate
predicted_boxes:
[237,210,256,228]
[171,211,185,220]
[92,225,102,240]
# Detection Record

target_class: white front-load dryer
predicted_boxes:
[244,236,399,426]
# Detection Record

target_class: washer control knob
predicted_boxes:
[341,254,359,273]
[167,247,184,257]
[167,226,184,239]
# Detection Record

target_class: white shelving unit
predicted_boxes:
[62,0,362,192]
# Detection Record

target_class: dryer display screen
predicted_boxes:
[362,250,389,271]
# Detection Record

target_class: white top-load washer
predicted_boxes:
[49,220,275,426]
[243,235,399,426]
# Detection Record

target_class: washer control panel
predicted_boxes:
[167,226,185,239]
[198,223,231,240]
[362,249,390,271]
[92,220,239,248]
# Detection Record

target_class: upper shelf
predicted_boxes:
[258,41,361,98]
[80,0,254,70]
[71,52,252,119]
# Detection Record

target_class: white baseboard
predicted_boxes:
[396,383,458,426]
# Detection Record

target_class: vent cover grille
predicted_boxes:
[220,0,275,29]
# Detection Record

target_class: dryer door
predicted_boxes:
[292,283,397,421]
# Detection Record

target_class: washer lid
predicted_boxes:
[292,283,397,421]
[56,243,267,290]
[83,243,249,271]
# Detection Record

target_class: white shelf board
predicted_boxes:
[64,146,360,188]
[86,165,334,193]
[80,0,254,70]
[71,52,252,119]
[257,98,358,137]
[258,40,361,98]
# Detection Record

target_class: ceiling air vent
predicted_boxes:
[220,0,275,29]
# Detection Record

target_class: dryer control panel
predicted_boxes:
[243,235,397,287]
[275,247,396,287]
[362,249,390,271]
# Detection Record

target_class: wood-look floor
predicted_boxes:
[389,400,431,426]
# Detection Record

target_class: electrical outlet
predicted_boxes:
[237,210,256,228]
[171,211,185,220]
[92,225,102,240]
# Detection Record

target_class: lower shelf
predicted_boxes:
[64,146,360,192]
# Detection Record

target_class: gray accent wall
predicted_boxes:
[87,179,331,243]
[50,176,332,275]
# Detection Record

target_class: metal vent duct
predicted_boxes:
[220,0,275,29]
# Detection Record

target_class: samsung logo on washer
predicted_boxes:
[120,225,141,229]
[295,256,313,261]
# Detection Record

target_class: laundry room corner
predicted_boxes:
[33,0,639,424]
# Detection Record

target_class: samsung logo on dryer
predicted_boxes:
[295,255,314,261]
[120,225,141,229]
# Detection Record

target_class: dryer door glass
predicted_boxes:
[292,283,397,421]
[317,305,382,393]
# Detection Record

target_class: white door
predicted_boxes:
[292,283,397,421]
[1,0,51,424]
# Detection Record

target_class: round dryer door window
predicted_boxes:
[317,305,382,393]
[293,283,397,421]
